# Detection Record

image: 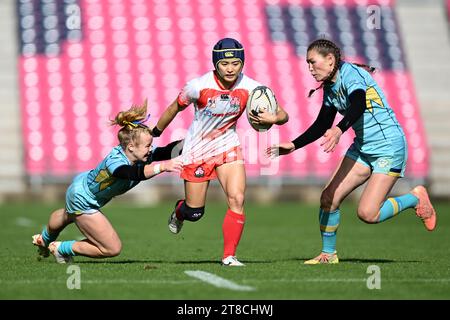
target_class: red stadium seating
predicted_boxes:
[17,0,428,181]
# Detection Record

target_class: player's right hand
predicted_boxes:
[249,109,277,126]
[320,127,342,153]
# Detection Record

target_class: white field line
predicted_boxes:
[0,279,198,285]
[184,270,256,291]
[243,278,450,283]
[1,278,449,285]
[15,217,35,227]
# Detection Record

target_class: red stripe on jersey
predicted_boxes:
[203,117,239,140]
[197,88,220,109]
[177,93,190,108]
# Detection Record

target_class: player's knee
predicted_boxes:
[183,205,205,222]
[357,207,378,224]
[101,241,122,257]
[227,192,245,209]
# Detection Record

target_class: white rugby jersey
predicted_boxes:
[177,71,262,165]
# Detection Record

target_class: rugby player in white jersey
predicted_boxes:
[151,38,289,266]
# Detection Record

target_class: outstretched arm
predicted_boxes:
[321,89,366,153]
[112,157,183,181]
[266,104,337,157]
[151,99,186,137]
[150,140,184,162]
[291,104,336,150]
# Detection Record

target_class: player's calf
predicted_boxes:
[357,206,380,224]
[97,241,122,257]
[168,200,205,234]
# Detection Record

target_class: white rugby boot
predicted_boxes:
[222,256,245,267]
[48,241,74,264]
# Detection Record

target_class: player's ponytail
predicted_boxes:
[352,63,376,73]
[308,83,324,98]
[111,99,149,128]
[110,100,152,149]
[306,40,377,98]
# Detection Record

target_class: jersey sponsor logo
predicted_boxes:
[209,111,240,117]
[204,109,213,117]
[206,97,217,109]
[203,95,241,117]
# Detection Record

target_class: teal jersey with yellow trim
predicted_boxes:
[82,146,140,208]
[323,62,404,147]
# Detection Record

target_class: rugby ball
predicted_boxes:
[246,86,278,131]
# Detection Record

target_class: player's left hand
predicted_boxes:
[248,109,277,125]
[164,157,184,172]
[320,127,342,153]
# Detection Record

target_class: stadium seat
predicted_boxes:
[16,0,428,181]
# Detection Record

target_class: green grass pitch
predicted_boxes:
[0,200,449,299]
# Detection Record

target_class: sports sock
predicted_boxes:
[319,208,340,254]
[58,240,76,256]
[41,227,58,247]
[222,209,245,259]
[377,193,419,222]
[175,200,185,221]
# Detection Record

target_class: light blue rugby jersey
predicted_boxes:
[323,62,404,147]
[82,145,141,208]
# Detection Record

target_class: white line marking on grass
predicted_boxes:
[85,279,197,284]
[15,217,34,227]
[242,278,450,283]
[273,278,366,283]
[0,279,198,285]
[2,278,449,286]
[184,270,256,291]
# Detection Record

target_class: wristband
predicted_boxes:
[151,127,163,137]
[153,164,161,175]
